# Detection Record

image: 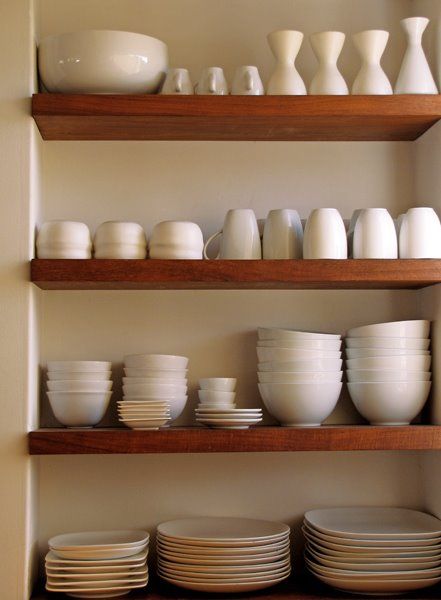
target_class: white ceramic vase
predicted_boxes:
[399,207,441,258]
[352,30,392,95]
[353,208,397,259]
[267,30,306,95]
[395,17,438,94]
[309,31,348,95]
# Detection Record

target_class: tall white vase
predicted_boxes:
[352,30,392,95]
[267,30,306,95]
[309,31,348,95]
[395,17,438,94]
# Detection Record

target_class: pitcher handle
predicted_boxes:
[203,231,222,259]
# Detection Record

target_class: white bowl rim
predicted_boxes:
[40,29,168,49]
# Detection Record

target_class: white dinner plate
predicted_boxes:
[46,562,147,574]
[46,575,148,588]
[49,530,149,551]
[306,538,441,559]
[303,531,441,554]
[157,537,290,555]
[195,409,262,414]
[310,571,441,594]
[158,571,289,592]
[303,524,441,547]
[46,578,148,596]
[158,565,291,582]
[45,550,148,566]
[157,548,290,566]
[46,566,147,580]
[120,419,170,430]
[305,547,441,571]
[305,555,441,579]
[157,556,290,574]
[51,544,147,560]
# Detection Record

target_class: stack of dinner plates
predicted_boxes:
[45,530,149,598]
[157,517,291,593]
[303,507,441,595]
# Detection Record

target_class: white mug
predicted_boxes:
[36,221,92,259]
[160,68,193,95]
[195,67,229,95]
[232,66,264,95]
[303,208,347,259]
[399,207,441,258]
[353,208,397,259]
[204,209,261,259]
[94,221,147,259]
[149,221,204,259]
[263,209,303,259]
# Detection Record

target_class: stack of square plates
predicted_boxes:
[303,507,441,595]
[45,530,149,598]
[157,517,291,592]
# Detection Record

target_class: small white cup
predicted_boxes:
[231,66,264,95]
[199,378,237,392]
[94,221,147,259]
[399,207,441,258]
[37,221,92,259]
[198,390,236,404]
[195,67,229,95]
[160,68,193,95]
[263,209,303,259]
[204,209,262,260]
[353,208,397,258]
[303,209,347,259]
[149,221,204,259]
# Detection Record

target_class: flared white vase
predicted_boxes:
[352,30,392,95]
[267,30,306,95]
[309,31,348,95]
[395,17,438,94]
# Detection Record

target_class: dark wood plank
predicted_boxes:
[32,94,441,141]
[30,259,441,290]
[28,426,441,455]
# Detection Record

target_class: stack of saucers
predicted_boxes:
[119,354,189,430]
[157,517,291,593]
[196,378,262,429]
[303,507,441,595]
[257,328,343,426]
[346,320,432,425]
[45,530,149,598]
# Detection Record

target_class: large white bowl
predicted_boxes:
[347,370,431,383]
[257,339,341,351]
[124,354,189,369]
[346,348,429,359]
[123,383,187,397]
[346,320,430,339]
[47,392,112,427]
[258,359,343,372]
[347,381,431,425]
[47,370,112,381]
[258,382,342,426]
[258,328,341,341]
[47,380,113,392]
[345,337,430,350]
[39,30,168,93]
[257,348,341,363]
[346,355,431,371]
[48,361,111,372]
[124,368,188,379]
[258,371,343,383]
[123,395,187,420]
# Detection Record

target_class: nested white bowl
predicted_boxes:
[198,390,236,404]
[258,328,341,341]
[39,30,168,93]
[123,383,187,396]
[124,367,188,379]
[48,361,111,372]
[123,395,187,420]
[199,378,237,392]
[347,381,431,425]
[257,338,342,351]
[346,355,431,371]
[346,348,429,359]
[123,377,187,386]
[347,370,431,383]
[346,320,430,339]
[257,348,341,363]
[47,380,113,392]
[47,392,112,427]
[47,370,112,381]
[124,354,188,369]
[345,337,430,350]
[258,359,343,372]
[258,382,342,427]
[258,371,342,384]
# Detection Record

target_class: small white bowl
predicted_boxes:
[122,396,187,420]
[124,368,188,379]
[346,370,432,383]
[124,354,189,369]
[258,371,342,384]
[258,328,341,341]
[348,381,431,425]
[346,355,432,371]
[47,392,112,427]
[346,348,430,359]
[258,359,343,372]
[257,339,341,351]
[123,377,187,385]
[345,337,430,350]
[123,383,187,397]
[47,380,113,392]
[47,361,111,372]
[198,390,236,404]
[346,320,430,339]
[47,370,112,381]
[257,347,341,363]
[199,378,237,392]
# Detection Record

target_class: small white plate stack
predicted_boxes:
[45,530,149,598]
[157,517,291,593]
[196,378,262,429]
[345,320,432,425]
[303,507,441,595]
[47,361,113,428]
[256,328,343,426]
[119,354,189,430]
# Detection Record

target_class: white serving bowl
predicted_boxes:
[258,382,343,426]
[47,380,113,392]
[123,377,187,385]
[47,370,112,381]
[94,243,147,259]
[47,361,111,372]
[347,370,431,383]
[257,339,342,351]
[257,348,341,363]
[258,371,343,384]
[345,337,430,350]
[39,30,168,93]
[123,383,187,397]
[199,378,237,392]
[346,348,430,359]
[346,320,430,339]
[346,355,431,371]
[258,359,343,372]
[198,390,236,404]
[123,396,187,420]
[47,392,112,427]
[258,328,341,341]
[124,354,189,369]
[348,381,431,425]
[124,367,188,379]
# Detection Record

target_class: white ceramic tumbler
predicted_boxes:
[195,67,228,95]
[149,221,204,259]
[232,66,264,95]
[204,209,262,259]
[399,207,441,258]
[94,221,147,259]
[303,209,347,259]
[353,208,398,259]
[160,68,193,94]
[36,221,92,259]
[263,209,303,259]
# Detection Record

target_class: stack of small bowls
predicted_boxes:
[94,221,147,259]
[346,320,432,425]
[37,221,92,259]
[46,361,112,427]
[257,328,343,426]
[119,354,189,430]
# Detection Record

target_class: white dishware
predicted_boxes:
[304,526,441,548]
[47,361,112,372]
[258,358,343,372]
[124,354,189,369]
[48,380,113,392]
[232,66,264,95]
[257,347,341,363]
[158,573,289,593]
[46,565,148,581]
[347,209,364,258]
[353,208,397,259]
[50,531,149,550]
[51,544,147,561]
[158,557,290,574]
[195,67,228,95]
[346,319,430,339]
[198,390,236,404]
[45,549,148,566]
[120,417,170,430]
[94,240,146,259]
[124,367,187,379]
[38,30,168,93]
[199,378,236,392]
[123,377,186,385]
[47,391,112,428]
[346,354,431,371]
[123,382,187,396]
[94,221,147,259]
[262,209,303,259]
[345,337,430,350]
[195,408,262,415]
[257,338,341,351]
[197,418,262,430]
[161,68,193,95]
[399,207,441,258]
[309,573,441,594]
[395,17,438,94]
[258,328,341,342]
[37,221,92,259]
[258,371,342,383]
[267,30,306,95]
[48,370,112,381]
[307,538,441,559]
[123,396,186,421]
[309,32,348,95]
[352,30,392,95]
[303,208,347,259]
[204,209,261,260]
[346,348,429,359]
[149,221,204,259]
[158,566,291,582]
[347,370,431,383]
[305,556,441,579]
[157,538,290,555]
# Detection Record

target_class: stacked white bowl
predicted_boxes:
[119,354,189,430]
[45,530,149,598]
[257,328,343,426]
[196,378,262,429]
[94,221,147,259]
[346,320,432,425]
[37,221,92,259]
[47,361,112,427]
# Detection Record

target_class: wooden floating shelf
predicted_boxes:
[28,426,441,455]
[30,259,441,290]
[32,94,441,141]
